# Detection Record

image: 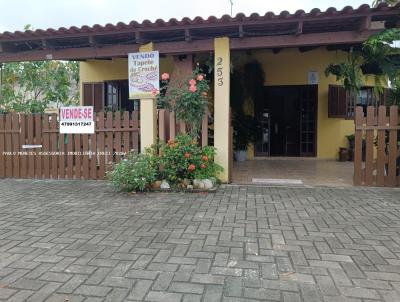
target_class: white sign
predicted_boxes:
[22,145,42,149]
[308,71,319,85]
[128,51,159,99]
[59,106,94,134]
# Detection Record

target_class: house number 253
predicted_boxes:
[216,57,223,87]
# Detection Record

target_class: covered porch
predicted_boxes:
[233,158,354,187]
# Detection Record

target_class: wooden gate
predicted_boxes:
[0,111,139,180]
[354,105,399,187]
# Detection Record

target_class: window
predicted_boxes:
[83,80,137,112]
[106,82,119,111]
[105,80,135,112]
[328,85,389,119]
[82,82,104,112]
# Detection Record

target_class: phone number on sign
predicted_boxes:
[60,121,93,126]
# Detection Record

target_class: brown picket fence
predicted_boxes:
[354,105,399,187]
[0,111,139,180]
[157,108,209,147]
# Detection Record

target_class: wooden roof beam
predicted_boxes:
[88,35,95,46]
[296,21,303,36]
[239,25,244,38]
[0,29,383,62]
[359,16,371,31]
[135,31,142,44]
[185,29,192,42]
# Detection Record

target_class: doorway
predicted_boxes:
[254,85,317,157]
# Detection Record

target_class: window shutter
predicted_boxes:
[83,83,94,106]
[328,85,347,118]
[93,83,104,112]
[82,82,104,112]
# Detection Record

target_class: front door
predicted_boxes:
[254,85,317,157]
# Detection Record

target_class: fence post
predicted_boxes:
[376,106,386,186]
[169,111,176,140]
[388,106,398,187]
[27,114,35,178]
[201,109,208,147]
[158,109,166,142]
[0,115,4,178]
[365,107,375,186]
[354,107,364,185]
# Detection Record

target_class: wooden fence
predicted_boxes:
[354,105,399,187]
[158,109,209,147]
[0,111,139,180]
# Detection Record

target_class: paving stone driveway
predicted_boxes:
[0,180,400,302]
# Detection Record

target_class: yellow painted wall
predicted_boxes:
[80,48,377,160]
[234,48,376,159]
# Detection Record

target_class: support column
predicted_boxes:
[214,37,230,183]
[139,43,157,153]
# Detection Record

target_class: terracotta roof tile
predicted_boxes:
[0,3,399,40]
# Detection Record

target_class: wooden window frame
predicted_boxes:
[82,82,104,112]
[328,85,390,120]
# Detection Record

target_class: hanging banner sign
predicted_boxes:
[59,106,95,134]
[128,51,160,99]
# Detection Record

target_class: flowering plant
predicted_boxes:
[157,67,209,137]
[107,148,159,192]
[159,134,222,183]
[108,134,223,191]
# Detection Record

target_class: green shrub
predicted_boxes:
[193,145,223,181]
[108,134,223,192]
[159,134,222,183]
[107,150,158,192]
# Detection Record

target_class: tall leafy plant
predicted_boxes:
[363,28,400,105]
[325,49,364,103]
[157,67,209,138]
[231,61,265,152]
[372,0,399,7]
[325,28,400,106]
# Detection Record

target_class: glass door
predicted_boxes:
[300,85,317,157]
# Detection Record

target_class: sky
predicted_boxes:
[0,0,372,33]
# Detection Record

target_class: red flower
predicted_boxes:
[184,152,191,158]
[189,85,197,93]
[197,74,204,81]
[161,73,170,81]
[200,163,206,169]
[188,164,196,171]
[202,155,209,162]
[189,79,196,86]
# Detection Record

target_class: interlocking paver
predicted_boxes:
[0,179,399,301]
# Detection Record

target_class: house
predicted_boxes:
[0,3,399,183]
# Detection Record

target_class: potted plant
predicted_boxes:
[233,114,258,161]
[230,61,265,161]
[346,134,367,161]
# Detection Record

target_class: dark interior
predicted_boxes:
[254,85,317,157]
